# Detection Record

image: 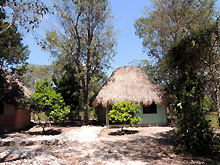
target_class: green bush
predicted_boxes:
[109,101,141,130]
[22,79,70,131]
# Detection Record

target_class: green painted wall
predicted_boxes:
[137,104,167,125]
[96,104,167,125]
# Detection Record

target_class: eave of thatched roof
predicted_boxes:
[90,66,165,107]
[0,68,31,104]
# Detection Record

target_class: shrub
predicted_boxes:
[109,101,141,130]
[22,79,70,132]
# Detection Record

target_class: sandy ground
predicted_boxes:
[0,125,217,164]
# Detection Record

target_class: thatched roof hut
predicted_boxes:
[0,68,32,130]
[0,68,31,104]
[90,66,164,107]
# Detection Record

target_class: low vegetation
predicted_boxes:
[22,79,70,132]
[109,101,141,130]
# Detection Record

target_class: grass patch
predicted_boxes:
[206,112,219,127]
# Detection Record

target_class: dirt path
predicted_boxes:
[0,126,215,164]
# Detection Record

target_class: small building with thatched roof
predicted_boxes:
[0,68,31,130]
[90,66,167,126]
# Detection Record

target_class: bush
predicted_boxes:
[22,79,70,132]
[109,101,141,130]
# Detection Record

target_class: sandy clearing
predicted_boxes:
[0,125,214,164]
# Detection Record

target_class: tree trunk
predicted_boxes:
[82,80,89,124]
[83,103,88,124]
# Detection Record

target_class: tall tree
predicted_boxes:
[166,23,220,115]
[134,0,218,115]
[135,0,217,61]
[0,7,30,100]
[165,25,220,155]
[42,0,117,123]
[0,11,30,70]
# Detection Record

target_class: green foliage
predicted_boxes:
[165,26,220,156]
[171,74,219,155]
[18,62,67,91]
[129,59,163,85]
[0,7,29,70]
[203,95,216,112]
[0,8,30,102]
[109,101,141,129]
[53,64,81,121]
[134,0,218,96]
[42,0,117,123]
[0,0,49,34]
[206,112,219,127]
[18,64,53,91]
[22,79,70,130]
[135,0,217,59]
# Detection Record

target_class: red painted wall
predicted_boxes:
[14,109,30,129]
[0,115,15,129]
[0,109,30,130]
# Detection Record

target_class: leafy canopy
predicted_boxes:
[135,0,217,60]
[0,0,49,34]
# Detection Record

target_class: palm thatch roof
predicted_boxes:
[90,66,164,107]
[0,68,31,104]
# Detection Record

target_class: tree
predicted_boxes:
[129,59,163,85]
[135,0,217,60]
[0,7,30,100]
[166,23,220,115]
[165,25,220,155]
[18,64,53,91]
[109,101,141,131]
[42,0,117,123]
[0,0,49,34]
[17,62,66,91]
[22,79,70,132]
[0,11,30,70]
[53,64,81,121]
[134,0,217,90]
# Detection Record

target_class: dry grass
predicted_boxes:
[91,66,164,107]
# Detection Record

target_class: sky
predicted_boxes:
[22,0,152,76]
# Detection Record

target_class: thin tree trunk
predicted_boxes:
[82,78,89,124]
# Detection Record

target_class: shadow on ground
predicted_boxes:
[93,132,174,162]
[108,130,139,136]
[27,129,62,135]
[91,131,217,164]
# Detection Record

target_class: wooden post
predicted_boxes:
[106,103,109,127]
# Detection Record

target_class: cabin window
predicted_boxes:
[0,104,4,114]
[143,102,157,114]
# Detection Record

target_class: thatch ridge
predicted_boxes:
[90,66,164,107]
